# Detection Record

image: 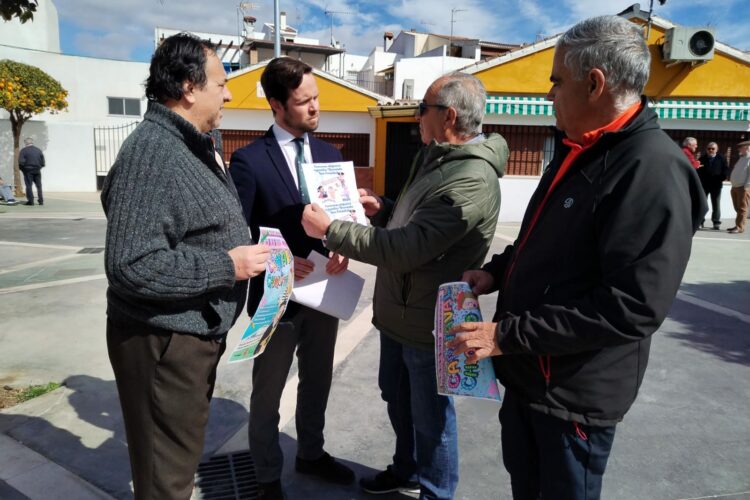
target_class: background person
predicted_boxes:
[18,137,45,206]
[698,141,729,229]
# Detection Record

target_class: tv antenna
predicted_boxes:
[449,8,467,55]
[324,7,356,46]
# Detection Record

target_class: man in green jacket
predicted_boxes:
[302,72,508,499]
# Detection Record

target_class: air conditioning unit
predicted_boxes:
[662,27,715,62]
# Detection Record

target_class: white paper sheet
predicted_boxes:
[290,251,365,320]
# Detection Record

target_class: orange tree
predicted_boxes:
[0,0,38,23]
[0,60,68,194]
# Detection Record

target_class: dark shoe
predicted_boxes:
[727,227,738,232]
[713,223,721,230]
[728,228,743,234]
[23,201,34,206]
[295,452,354,485]
[7,200,18,206]
[359,466,420,495]
[257,479,284,500]
[38,200,43,205]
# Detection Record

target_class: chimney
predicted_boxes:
[280,11,287,31]
[243,15,256,36]
[384,31,394,51]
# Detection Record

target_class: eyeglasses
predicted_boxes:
[707,147,717,150]
[416,102,448,116]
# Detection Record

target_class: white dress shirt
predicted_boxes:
[272,123,312,189]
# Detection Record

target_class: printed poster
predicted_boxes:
[301,161,368,225]
[434,281,501,401]
[228,227,293,363]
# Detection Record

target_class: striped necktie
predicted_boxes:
[293,137,311,204]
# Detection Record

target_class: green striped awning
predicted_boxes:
[485,96,553,116]
[651,100,750,121]
[485,96,750,122]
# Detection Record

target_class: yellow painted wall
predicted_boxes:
[643,23,750,98]
[474,20,750,99]
[226,67,378,111]
[474,49,555,95]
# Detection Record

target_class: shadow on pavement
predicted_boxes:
[668,281,750,366]
[0,374,249,499]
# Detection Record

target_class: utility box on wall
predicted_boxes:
[662,27,715,62]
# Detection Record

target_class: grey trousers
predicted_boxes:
[248,305,339,482]
[107,319,226,500]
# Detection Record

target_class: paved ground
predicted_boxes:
[0,194,748,500]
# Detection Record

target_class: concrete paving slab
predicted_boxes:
[0,196,748,500]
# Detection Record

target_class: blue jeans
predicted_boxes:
[0,184,15,202]
[499,390,617,500]
[379,333,458,500]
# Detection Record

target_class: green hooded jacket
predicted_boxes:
[325,133,508,350]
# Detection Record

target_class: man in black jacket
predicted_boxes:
[18,137,45,206]
[699,141,729,229]
[450,16,706,500]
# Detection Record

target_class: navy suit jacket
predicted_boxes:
[230,126,343,316]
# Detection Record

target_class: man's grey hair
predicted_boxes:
[682,137,697,147]
[706,141,718,148]
[434,73,486,136]
[23,137,33,146]
[557,15,650,109]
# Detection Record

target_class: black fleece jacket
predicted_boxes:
[484,101,707,426]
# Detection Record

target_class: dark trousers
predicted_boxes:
[248,305,338,483]
[702,181,723,225]
[22,170,42,204]
[107,319,226,500]
[499,390,617,500]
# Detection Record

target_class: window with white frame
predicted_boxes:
[108,97,141,117]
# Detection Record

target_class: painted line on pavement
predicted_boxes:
[0,240,82,251]
[677,491,750,500]
[0,274,107,295]
[676,291,750,324]
[0,253,84,275]
[0,434,114,500]
[693,236,750,242]
[278,304,374,428]
[493,230,517,242]
[217,303,376,455]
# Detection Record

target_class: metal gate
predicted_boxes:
[93,121,139,187]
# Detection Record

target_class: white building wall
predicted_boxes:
[393,56,474,99]
[0,120,96,192]
[0,0,60,53]
[0,45,149,191]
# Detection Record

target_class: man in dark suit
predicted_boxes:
[229,57,354,500]
[699,141,729,229]
[18,137,45,206]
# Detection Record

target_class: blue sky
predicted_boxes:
[53,0,750,62]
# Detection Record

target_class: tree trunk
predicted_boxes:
[10,111,24,198]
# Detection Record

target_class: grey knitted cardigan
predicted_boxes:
[101,102,251,336]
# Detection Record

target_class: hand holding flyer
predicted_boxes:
[228,227,294,363]
[434,282,501,401]
[300,161,368,225]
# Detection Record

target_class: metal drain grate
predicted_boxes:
[194,451,258,500]
[77,247,105,254]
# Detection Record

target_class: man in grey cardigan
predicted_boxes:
[101,34,269,500]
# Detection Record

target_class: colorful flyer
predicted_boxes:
[434,282,501,401]
[228,227,294,363]
[301,161,368,225]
